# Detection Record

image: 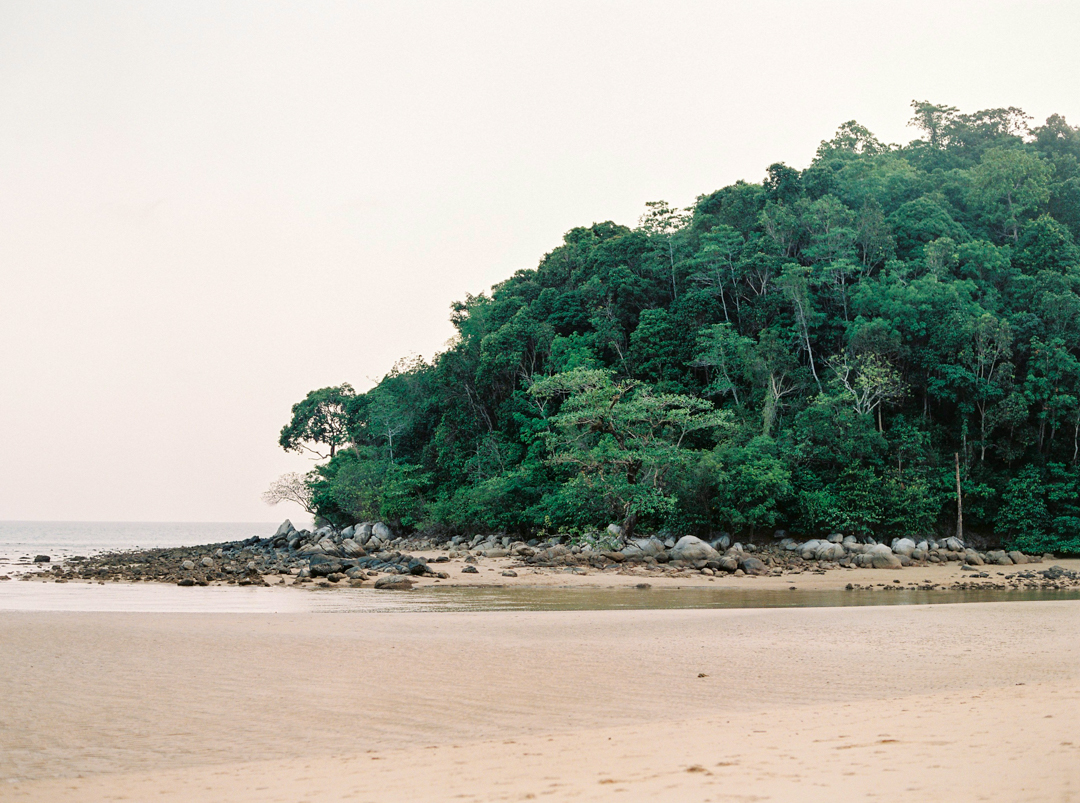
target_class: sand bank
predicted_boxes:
[2,601,1078,801]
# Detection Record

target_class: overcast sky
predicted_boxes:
[2,0,1079,522]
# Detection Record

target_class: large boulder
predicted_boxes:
[945,536,965,552]
[710,533,732,551]
[355,523,374,545]
[867,544,902,569]
[340,539,366,558]
[373,522,393,542]
[317,536,341,556]
[799,540,822,560]
[1007,550,1029,565]
[274,520,295,538]
[739,556,768,575]
[308,555,346,577]
[963,549,984,566]
[891,538,917,557]
[621,537,666,559]
[815,542,846,561]
[374,575,414,590]
[669,536,721,563]
[987,550,1013,565]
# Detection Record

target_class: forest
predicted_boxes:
[276,102,1080,555]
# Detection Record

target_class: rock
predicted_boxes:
[340,539,366,558]
[945,536,964,552]
[355,523,374,545]
[670,536,722,563]
[317,536,340,555]
[799,539,821,560]
[606,523,624,540]
[827,533,844,544]
[718,556,739,572]
[815,542,846,561]
[964,549,984,566]
[501,570,518,577]
[916,540,929,552]
[308,555,345,576]
[177,578,195,587]
[33,555,50,563]
[200,557,215,568]
[374,575,414,590]
[843,535,859,546]
[461,565,479,574]
[710,533,732,551]
[482,548,510,558]
[274,520,295,537]
[621,537,666,559]
[867,544,902,570]
[181,560,196,571]
[373,522,393,542]
[987,550,1013,566]
[891,538,917,557]
[739,556,768,575]
[1007,550,1029,565]
[911,548,926,561]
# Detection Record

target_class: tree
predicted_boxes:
[530,368,729,537]
[262,472,317,515]
[968,146,1053,242]
[278,384,356,459]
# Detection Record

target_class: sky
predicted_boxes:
[2,0,1079,522]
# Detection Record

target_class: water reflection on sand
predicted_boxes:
[1,580,1078,614]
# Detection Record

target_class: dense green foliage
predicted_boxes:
[280,102,1080,553]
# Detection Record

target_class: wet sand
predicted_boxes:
[2,601,1078,801]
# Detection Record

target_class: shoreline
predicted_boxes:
[9,545,1080,595]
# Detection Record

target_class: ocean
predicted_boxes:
[0,520,281,565]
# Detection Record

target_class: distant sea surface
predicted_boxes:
[0,521,278,564]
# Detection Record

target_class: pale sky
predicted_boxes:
[2,0,1079,522]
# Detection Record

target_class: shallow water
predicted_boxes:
[1,580,1077,614]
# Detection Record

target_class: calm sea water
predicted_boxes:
[0,521,278,564]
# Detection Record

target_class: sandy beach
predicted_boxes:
[2,600,1078,802]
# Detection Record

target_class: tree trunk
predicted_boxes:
[621,511,638,541]
[955,452,963,542]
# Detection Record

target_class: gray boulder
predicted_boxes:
[799,539,822,560]
[710,533,732,551]
[815,542,846,561]
[621,537,666,559]
[739,556,768,575]
[963,549,984,566]
[670,536,721,563]
[867,544,902,569]
[355,523,374,544]
[1007,550,1029,565]
[892,538,917,557]
[374,575,414,590]
[945,536,965,552]
[987,550,1013,565]
[827,532,843,544]
[274,520,295,538]
[181,560,195,571]
[341,525,355,538]
[373,522,393,542]
[340,538,366,558]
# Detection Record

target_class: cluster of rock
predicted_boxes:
[779,534,1047,570]
[20,517,1074,593]
[35,519,446,589]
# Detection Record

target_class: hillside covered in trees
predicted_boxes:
[278,102,1080,554]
